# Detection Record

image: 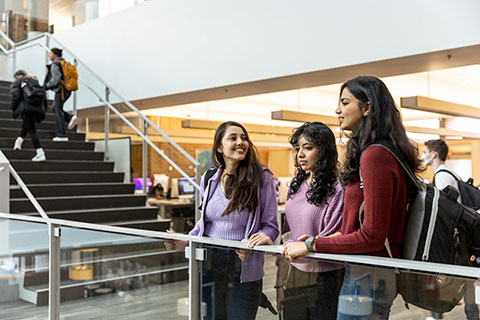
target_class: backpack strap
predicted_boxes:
[199,168,217,211]
[433,169,459,186]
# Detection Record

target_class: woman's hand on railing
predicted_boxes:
[236,239,253,260]
[164,229,188,251]
[246,232,273,248]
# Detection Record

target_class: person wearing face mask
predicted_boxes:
[165,121,279,320]
[283,76,422,319]
[275,122,345,320]
[422,139,479,320]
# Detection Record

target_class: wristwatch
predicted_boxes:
[304,236,315,252]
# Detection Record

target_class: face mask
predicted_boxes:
[420,153,434,166]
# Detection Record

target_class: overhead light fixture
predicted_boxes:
[182,119,296,136]
[401,96,480,119]
[271,110,339,126]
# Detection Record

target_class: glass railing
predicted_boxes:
[1,212,480,320]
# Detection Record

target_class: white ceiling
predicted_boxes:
[143,65,480,131]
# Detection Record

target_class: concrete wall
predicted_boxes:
[50,0,480,105]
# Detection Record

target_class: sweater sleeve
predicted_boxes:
[256,170,280,242]
[314,147,399,254]
[317,184,344,237]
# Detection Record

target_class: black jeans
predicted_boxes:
[19,113,40,149]
[52,88,72,137]
[202,248,262,320]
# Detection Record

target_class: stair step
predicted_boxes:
[10,171,123,184]
[18,206,159,223]
[112,219,171,231]
[0,138,94,150]
[10,182,134,198]
[2,149,103,161]
[10,194,147,213]
[0,118,75,131]
[0,109,56,122]
[0,80,11,87]
[10,160,114,172]
[0,127,85,140]
[0,87,9,94]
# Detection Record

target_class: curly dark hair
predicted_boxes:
[211,121,263,216]
[339,76,421,200]
[288,122,339,206]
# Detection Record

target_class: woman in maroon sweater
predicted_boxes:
[283,76,421,319]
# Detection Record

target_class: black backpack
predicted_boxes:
[21,78,46,105]
[360,142,479,313]
[434,169,480,212]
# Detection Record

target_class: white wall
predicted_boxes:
[49,0,480,103]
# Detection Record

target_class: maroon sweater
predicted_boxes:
[314,146,408,258]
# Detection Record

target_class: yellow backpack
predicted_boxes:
[57,60,78,92]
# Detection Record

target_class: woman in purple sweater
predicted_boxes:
[276,122,345,320]
[166,121,279,320]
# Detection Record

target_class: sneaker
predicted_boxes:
[32,148,46,162]
[13,137,24,150]
[67,115,78,130]
[52,136,69,142]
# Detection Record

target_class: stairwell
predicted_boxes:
[0,80,187,306]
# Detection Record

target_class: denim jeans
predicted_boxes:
[202,248,262,320]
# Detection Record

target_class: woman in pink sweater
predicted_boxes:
[283,76,421,319]
[276,122,345,320]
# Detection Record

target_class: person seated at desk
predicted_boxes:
[146,184,165,205]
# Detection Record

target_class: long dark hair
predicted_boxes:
[212,121,263,216]
[288,122,339,206]
[339,76,421,193]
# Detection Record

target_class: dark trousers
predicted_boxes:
[19,113,40,149]
[52,88,72,137]
[202,248,262,320]
[283,266,345,320]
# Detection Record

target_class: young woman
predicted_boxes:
[283,76,421,319]
[44,47,76,141]
[166,121,279,320]
[276,122,345,320]
[10,70,47,161]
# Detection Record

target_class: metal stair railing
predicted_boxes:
[0,31,202,219]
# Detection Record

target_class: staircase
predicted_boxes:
[0,80,169,231]
[0,80,188,306]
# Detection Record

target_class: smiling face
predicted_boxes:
[295,135,319,174]
[217,125,249,167]
[336,87,368,132]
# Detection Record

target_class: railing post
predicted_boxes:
[0,151,10,213]
[195,165,201,222]
[12,43,16,73]
[48,224,61,320]
[187,242,202,320]
[142,119,148,195]
[104,87,110,161]
[72,58,78,117]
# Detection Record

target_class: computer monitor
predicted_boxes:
[133,177,152,191]
[178,178,196,195]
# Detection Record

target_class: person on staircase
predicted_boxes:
[10,70,47,162]
[43,47,77,142]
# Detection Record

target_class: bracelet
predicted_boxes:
[274,284,285,289]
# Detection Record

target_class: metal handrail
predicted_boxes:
[0,31,201,191]
[0,150,49,219]
[0,211,479,278]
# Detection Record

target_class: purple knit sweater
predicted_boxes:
[284,180,344,272]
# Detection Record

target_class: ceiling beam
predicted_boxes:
[182,119,297,136]
[401,96,480,119]
[271,110,339,126]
